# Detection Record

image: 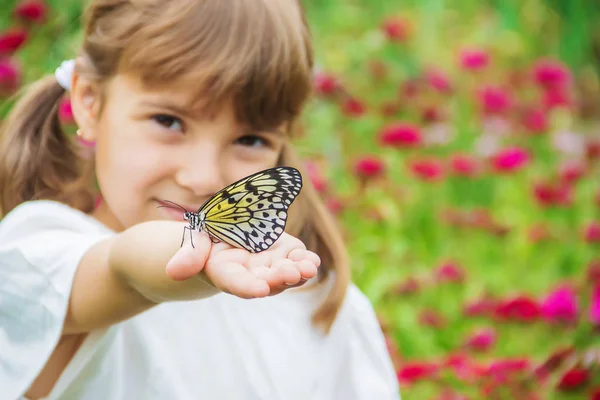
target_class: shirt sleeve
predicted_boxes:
[0,201,113,400]
[331,284,401,400]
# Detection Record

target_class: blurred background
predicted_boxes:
[1,0,599,398]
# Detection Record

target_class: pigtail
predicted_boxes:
[0,75,94,218]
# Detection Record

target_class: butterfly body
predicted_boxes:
[162,166,303,253]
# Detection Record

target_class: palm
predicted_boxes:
[202,231,320,298]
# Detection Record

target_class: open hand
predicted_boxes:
[165,229,320,298]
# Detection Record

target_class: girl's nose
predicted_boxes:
[175,147,225,198]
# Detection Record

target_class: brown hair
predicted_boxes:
[0,0,350,333]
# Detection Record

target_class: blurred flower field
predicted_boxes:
[2,0,600,399]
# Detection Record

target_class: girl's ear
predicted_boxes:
[70,65,101,142]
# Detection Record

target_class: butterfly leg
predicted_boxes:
[180,226,195,249]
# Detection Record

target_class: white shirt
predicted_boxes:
[0,200,400,400]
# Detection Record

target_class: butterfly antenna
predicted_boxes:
[157,200,190,212]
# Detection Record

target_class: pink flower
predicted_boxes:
[426,69,452,94]
[532,181,572,208]
[494,295,540,322]
[341,97,365,117]
[408,158,444,181]
[313,72,339,96]
[0,58,21,96]
[459,49,490,71]
[491,147,530,173]
[465,327,496,352]
[58,97,75,125]
[559,160,586,184]
[557,366,590,391]
[591,388,600,400]
[392,277,421,296]
[522,108,548,133]
[464,298,496,317]
[533,58,572,89]
[486,358,530,379]
[14,0,48,24]
[478,86,512,115]
[353,156,385,179]
[304,161,327,194]
[0,28,28,55]
[325,197,343,215]
[397,361,438,384]
[379,122,422,148]
[543,86,573,110]
[590,284,600,326]
[418,309,447,329]
[400,78,420,98]
[381,17,411,42]
[435,261,465,283]
[450,154,479,177]
[584,221,600,243]
[540,285,579,324]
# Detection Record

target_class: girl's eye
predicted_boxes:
[151,114,183,132]
[235,135,269,148]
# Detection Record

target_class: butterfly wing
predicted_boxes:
[199,166,303,253]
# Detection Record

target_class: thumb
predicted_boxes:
[165,229,212,281]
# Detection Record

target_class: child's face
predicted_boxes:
[75,74,286,232]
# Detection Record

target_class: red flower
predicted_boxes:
[304,161,327,194]
[464,298,496,317]
[543,86,573,110]
[540,285,579,324]
[0,58,21,96]
[409,158,444,181]
[14,0,48,24]
[587,260,600,284]
[465,327,496,352]
[392,277,421,296]
[486,358,531,379]
[491,147,530,173]
[435,261,465,283]
[341,97,365,117]
[381,17,411,42]
[0,28,28,55]
[58,97,75,125]
[397,361,438,384]
[559,160,586,184]
[590,283,600,326]
[533,58,572,89]
[418,309,447,329]
[313,72,339,96]
[494,295,540,322]
[591,388,600,400]
[353,156,385,179]
[450,153,479,177]
[478,86,512,115]
[522,108,548,133]
[459,49,490,71]
[400,78,420,98]
[325,197,343,215]
[532,180,572,207]
[557,366,590,391]
[426,69,452,94]
[379,122,422,148]
[584,221,600,243]
[587,140,600,161]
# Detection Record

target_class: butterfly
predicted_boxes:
[158,166,303,253]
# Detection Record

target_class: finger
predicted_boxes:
[206,261,270,299]
[255,259,302,287]
[287,249,321,267]
[166,230,212,281]
[294,259,319,280]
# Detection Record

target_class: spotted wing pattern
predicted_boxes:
[198,166,303,253]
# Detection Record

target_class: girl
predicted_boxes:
[0,1,400,399]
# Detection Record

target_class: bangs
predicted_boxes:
[118,0,314,132]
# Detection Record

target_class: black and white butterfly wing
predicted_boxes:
[199,166,303,253]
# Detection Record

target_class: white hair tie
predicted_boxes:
[55,59,76,91]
